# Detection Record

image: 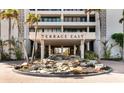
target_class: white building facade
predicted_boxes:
[0,9,123,59]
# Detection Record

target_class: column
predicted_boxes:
[74,45,77,55]
[48,45,51,56]
[40,40,44,59]
[61,10,64,22]
[61,26,63,32]
[61,11,64,32]
[87,26,89,32]
[87,13,89,22]
[95,12,101,58]
[80,40,84,59]
[61,45,63,55]
[35,42,38,51]
[87,42,90,51]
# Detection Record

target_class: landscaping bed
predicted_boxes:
[14,55,112,77]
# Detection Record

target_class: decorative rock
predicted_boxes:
[95,64,104,72]
[42,59,47,64]
[14,65,22,69]
[87,60,97,65]
[30,70,37,73]
[83,67,96,73]
[72,60,80,67]
[14,55,111,76]
[80,62,87,66]
[31,64,40,70]
[61,65,69,71]
[33,60,38,64]
[21,62,28,66]
[71,66,83,74]
[40,70,49,73]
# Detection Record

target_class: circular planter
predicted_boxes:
[13,67,113,77]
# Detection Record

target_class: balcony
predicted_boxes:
[29,9,95,15]
[29,32,96,41]
[30,10,62,15]
[37,22,96,26]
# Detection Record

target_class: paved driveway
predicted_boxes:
[0,60,124,83]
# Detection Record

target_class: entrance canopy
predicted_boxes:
[29,32,96,43]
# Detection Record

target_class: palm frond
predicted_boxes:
[119,18,124,24]
[85,9,101,14]
[26,13,39,27]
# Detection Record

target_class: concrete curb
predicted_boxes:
[13,67,113,77]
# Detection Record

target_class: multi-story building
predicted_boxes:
[0,9,123,59]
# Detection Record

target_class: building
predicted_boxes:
[0,9,123,59]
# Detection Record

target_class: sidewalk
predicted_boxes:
[0,60,124,83]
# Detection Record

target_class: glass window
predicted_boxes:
[29,28,35,32]
[29,9,35,11]
[89,15,95,22]
[89,27,95,32]
[73,17,77,22]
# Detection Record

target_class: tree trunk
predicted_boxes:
[30,26,37,63]
[8,18,11,59]
[0,18,1,60]
[17,19,29,63]
[122,21,124,61]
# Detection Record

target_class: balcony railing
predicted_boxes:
[37,21,96,26]
[63,9,84,11]
[30,9,84,11]
[37,9,61,11]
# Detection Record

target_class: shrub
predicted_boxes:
[101,58,122,61]
[84,51,98,60]
[1,52,10,60]
[15,48,22,60]
[111,33,124,48]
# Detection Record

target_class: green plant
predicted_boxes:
[84,51,98,60]
[0,9,19,58]
[7,37,22,60]
[0,39,11,60]
[119,10,124,61]
[111,33,124,48]
[1,52,10,60]
[26,13,40,62]
[101,40,117,59]
[15,48,22,60]
[111,33,124,59]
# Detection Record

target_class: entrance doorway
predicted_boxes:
[54,47,70,56]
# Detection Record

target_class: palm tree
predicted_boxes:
[85,9,102,59]
[11,9,29,62]
[0,9,16,59]
[0,9,29,62]
[0,10,1,60]
[119,9,124,61]
[26,12,40,63]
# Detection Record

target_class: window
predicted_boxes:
[64,28,86,32]
[89,27,95,32]
[63,9,84,11]
[64,16,87,22]
[29,9,35,11]
[80,17,87,22]
[90,41,94,51]
[29,28,35,32]
[42,28,61,32]
[41,17,61,22]
[89,15,95,22]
